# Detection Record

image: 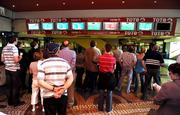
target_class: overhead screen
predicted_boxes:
[120,22,135,31]
[72,22,85,30]
[56,22,69,30]
[27,23,40,30]
[156,22,172,31]
[138,22,153,31]
[42,22,54,30]
[87,22,101,30]
[103,22,118,30]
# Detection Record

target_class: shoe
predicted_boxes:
[14,101,25,107]
[107,109,113,113]
[32,108,35,112]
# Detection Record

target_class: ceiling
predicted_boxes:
[0,0,180,12]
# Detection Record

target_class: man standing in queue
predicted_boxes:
[37,43,73,115]
[1,37,24,107]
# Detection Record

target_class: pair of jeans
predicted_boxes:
[118,66,133,93]
[5,70,21,106]
[43,95,67,115]
[98,90,112,112]
[134,72,145,93]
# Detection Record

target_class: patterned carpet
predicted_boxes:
[0,90,159,115]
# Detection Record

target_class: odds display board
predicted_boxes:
[26,17,177,36]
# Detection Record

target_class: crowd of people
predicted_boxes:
[1,36,180,114]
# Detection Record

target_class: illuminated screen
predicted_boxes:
[87,22,101,30]
[156,23,171,31]
[27,23,39,30]
[103,22,118,30]
[138,22,153,31]
[120,22,135,31]
[56,22,69,30]
[72,22,85,30]
[42,22,54,30]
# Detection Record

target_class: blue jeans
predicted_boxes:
[134,72,145,93]
[98,90,112,112]
[118,67,133,93]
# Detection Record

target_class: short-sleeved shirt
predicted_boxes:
[99,53,116,73]
[143,51,164,69]
[1,43,20,71]
[37,57,72,98]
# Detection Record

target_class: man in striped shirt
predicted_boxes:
[142,44,164,100]
[98,43,116,112]
[38,43,73,115]
[1,37,23,107]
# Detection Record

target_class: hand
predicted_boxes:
[54,86,65,98]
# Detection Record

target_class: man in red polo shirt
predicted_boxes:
[97,43,116,113]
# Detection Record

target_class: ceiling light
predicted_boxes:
[36,3,39,6]
[154,0,157,4]
[91,1,95,5]
[122,0,125,4]
[62,2,66,5]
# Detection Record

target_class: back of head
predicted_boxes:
[46,43,60,57]
[128,46,134,53]
[30,41,38,48]
[105,43,112,53]
[33,50,43,61]
[141,48,146,53]
[168,63,180,77]
[90,40,96,47]
[8,37,17,44]
[153,45,159,51]
[62,40,70,47]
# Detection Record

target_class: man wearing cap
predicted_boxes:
[57,40,76,108]
[37,43,73,115]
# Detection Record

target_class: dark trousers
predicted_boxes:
[142,68,160,99]
[114,62,121,87]
[44,95,67,115]
[83,70,98,92]
[75,67,84,89]
[5,70,21,106]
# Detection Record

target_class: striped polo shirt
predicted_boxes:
[143,51,164,69]
[99,53,116,73]
[37,57,72,98]
[1,43,20,71]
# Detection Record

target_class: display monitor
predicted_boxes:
[72,22,85,30]
[27,23,40,30]
[87,22,101,30]
[42,22,54,30]
[120,22,135,31]
[56,22,69,30]
[156,22,172,31]
[103,22,118,30]
[138,22,153,31]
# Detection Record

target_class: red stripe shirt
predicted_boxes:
[98,53,116,73]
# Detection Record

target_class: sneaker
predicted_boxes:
[32,108,35,112]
